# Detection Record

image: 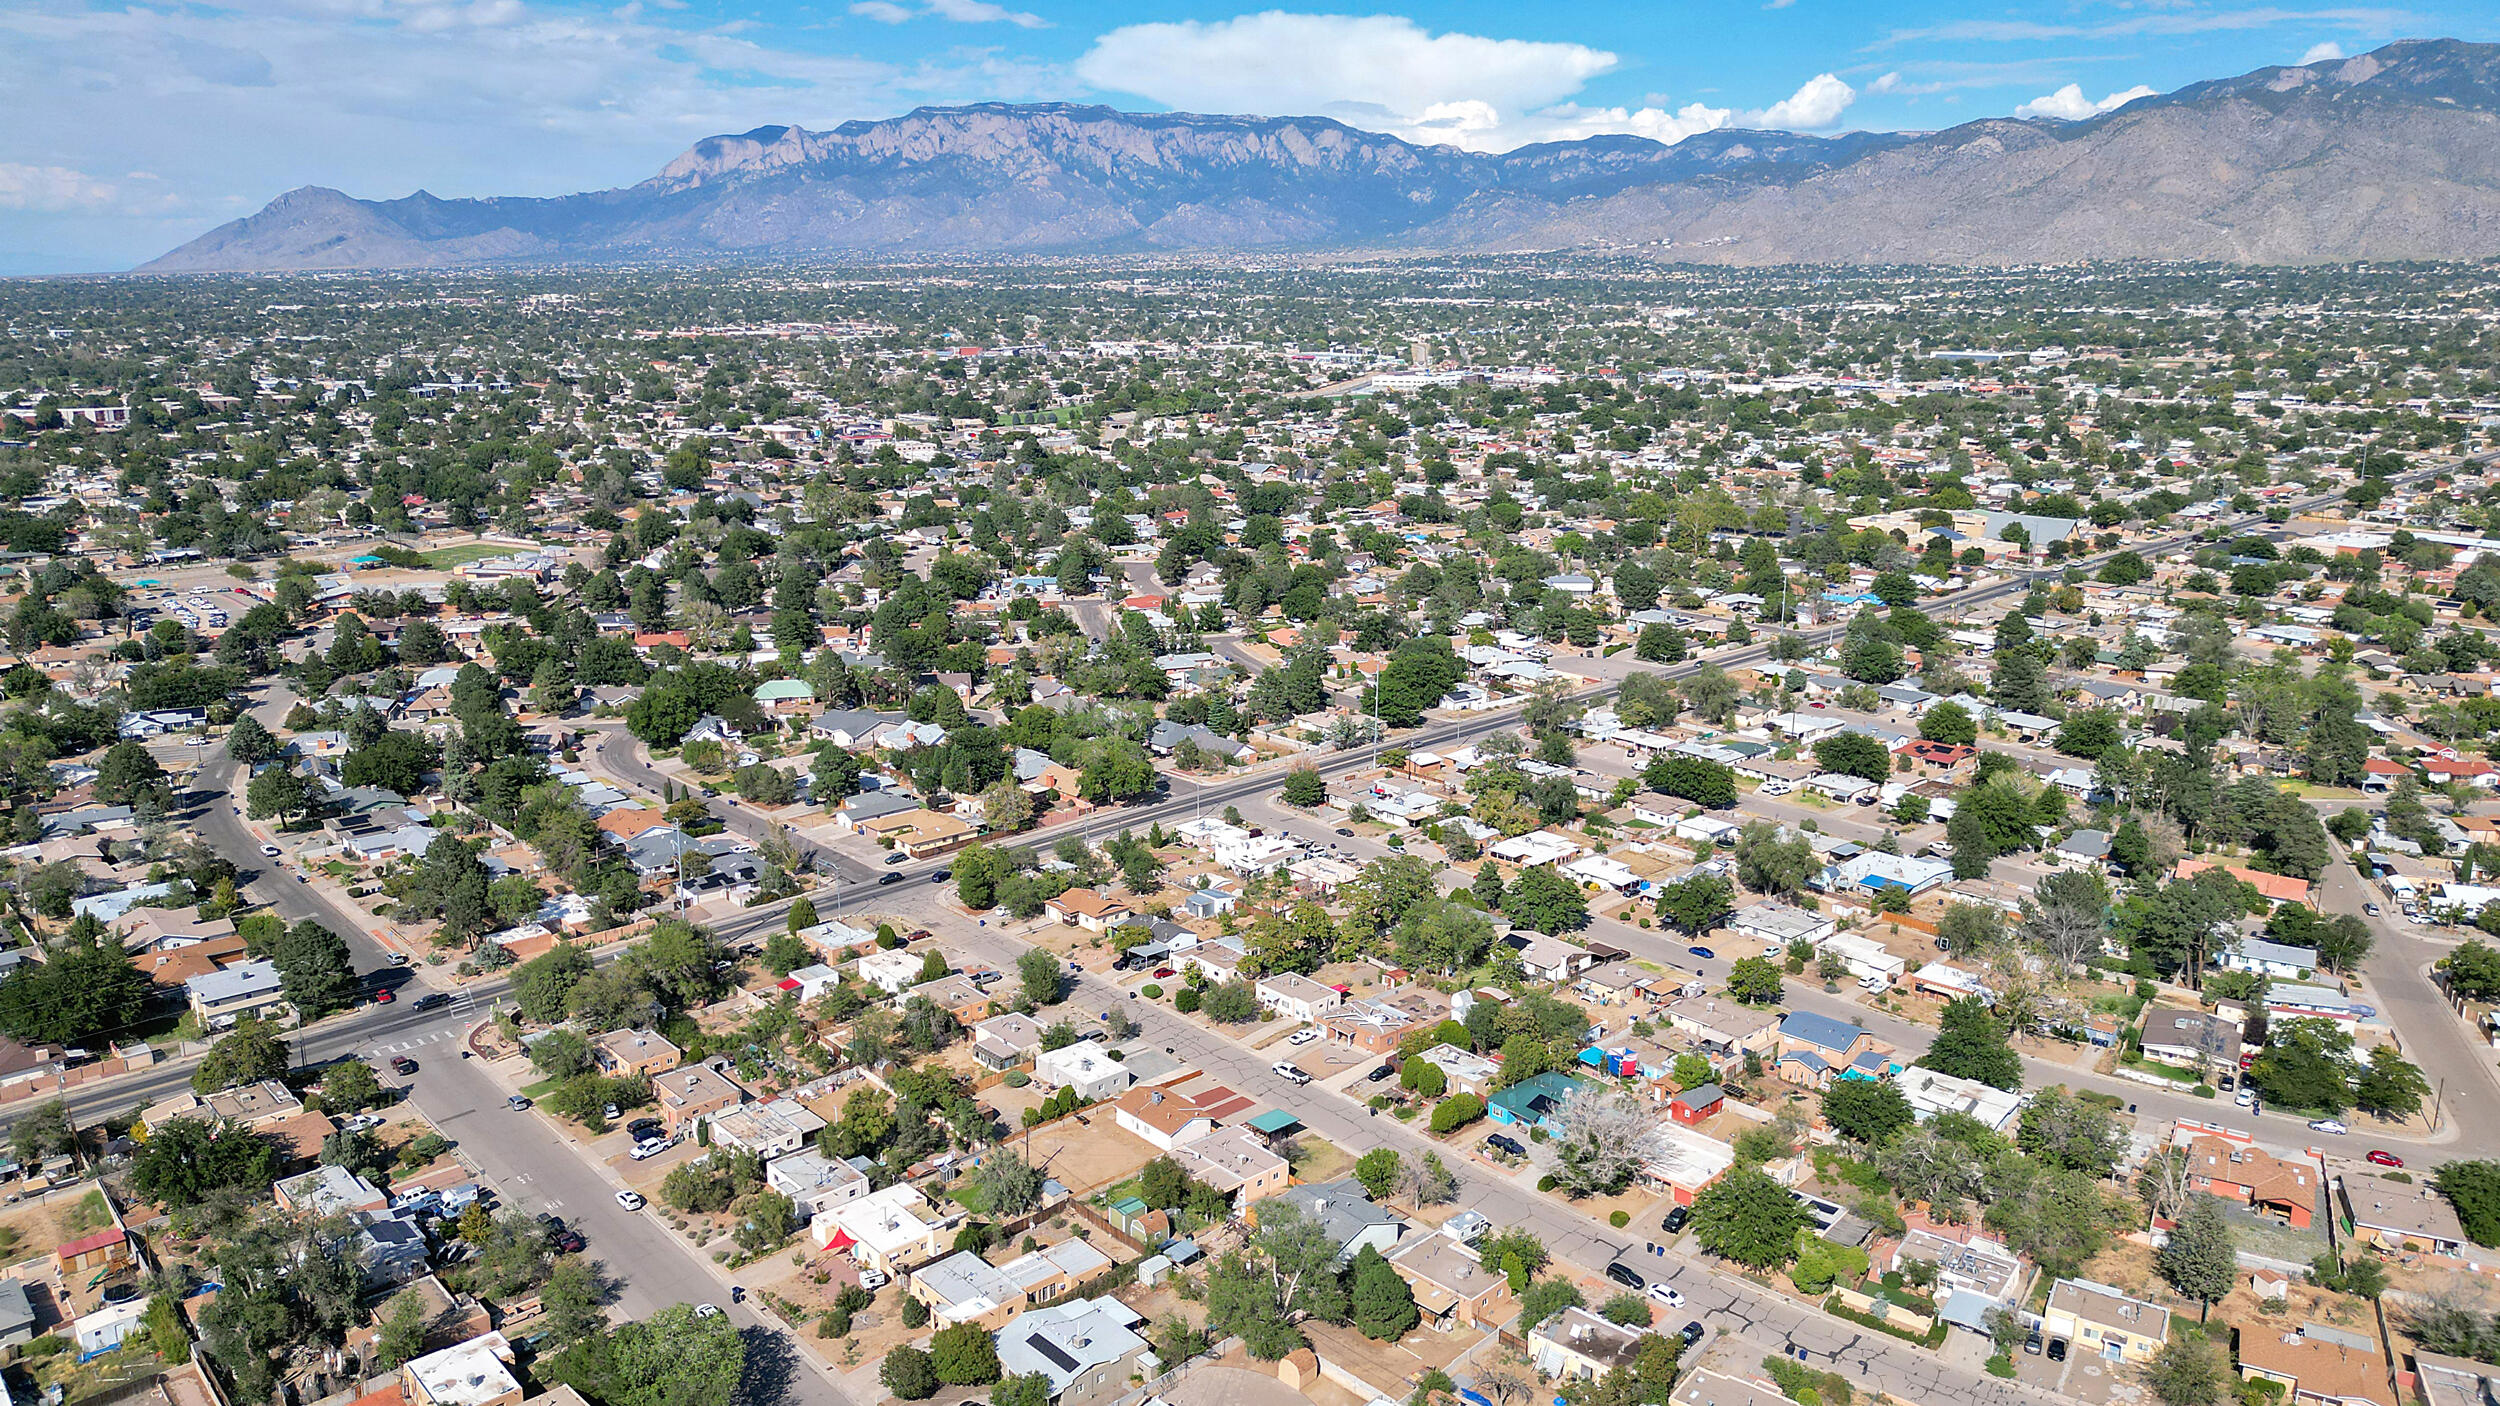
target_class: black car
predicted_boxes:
[930,871,949,884]
[1605,1262,1645,1291]
[1334,827,1353,837]
[412,993,453,1012]
[1367,1063,1396,1082]
[1679,1322,1706,1348]
[1485,1133,1526,1157]
[879,872,905,885]
[2046,1338,2068,1363]
[1662,1205,1689,1234]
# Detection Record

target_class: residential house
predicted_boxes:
[814,1181,961,1274]
[1895,1067,2027,1131]
[993,1298,1157,1406]
[1165,1125,1292,1210]
[1729,903,1836,952]
[706,1099,826,1158]
[593,1029,682,1079]
[1501,930,1596,983]
[652,1062,746,1134]
[1658,995,1782,1054]
[400,1334,524,1406]
[186,959,286,1030]
[1112,1086,1221,1150]
[275,1165,390,1218]
[2236,1322,2394,1406]
[2179,1135,2318,1228]
[907,1239,1113,1330]
[1044,888,1133,933]
[1489,1071,1584,1130]
[1388,1231,1513,1332]
[2140,1008,2243,1071]
[1530,1307,1647,1382]
[906,973,992,1027]
[1032,1044,1133,1102]
[2340,1171,2468,1256]
[1267,1178,1405,1264]
[2045,1278,2171,1364]
[1255,973,1342,1024]
[1775,1011,1881,1088]
[2175,857,2312,908]
[2219,938,2318,981]
[766,1149,871,1219]
[972,1012,1048,1070]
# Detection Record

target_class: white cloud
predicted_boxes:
[2013,82,2157,120]
[0,162,119,212]
[1077,13,1850,151]
[852,0,1046,27]
[2301,40,2346,62]
[1880,7,2413,47]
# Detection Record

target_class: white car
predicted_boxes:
[615,1191,646,1211]
[1272,1061,1313,1085]
[1287,1028,1319,1045]
[341,1113,387,1134]
[693,1304,722,1319]
[1648,1284,1684,1307]
[2309,1119,2349,1136]
[260,843,282,857]
[2234,1087,2256,1108]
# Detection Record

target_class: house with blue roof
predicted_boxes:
[1488,1071,1583,1130]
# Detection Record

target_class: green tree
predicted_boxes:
[1725,956,1784,1005]
[1821,1080,1913,1145]
[2145,1337,2230,1406]
[1919,702,1977,746]
[1654,874,1733,937]
[1813,733,1892,784]
[2436,1161,2500,1246]
[2354,1046,2430,1120]
[193,1015,291,1093]
[881,1347,939,1401]
[1282,769,1327,807]
[1349,1244,1420,1340]
[2156,1194,2237,1320]
[1689,1167,1810,1269]
[1017,947,1062,1007]
[1354,1148,1403,1200]
[931,1322,1003,1386]
[1916,997,2022,1091]
[1504,865,1587,934]
[271,919,358,1019]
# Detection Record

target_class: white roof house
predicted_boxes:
[812,1181,961,1273]
[1488,830,1584,867]
[1032,1044,1134,1101]
[1896,1067,2028,1131]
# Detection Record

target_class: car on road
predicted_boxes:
[883,852,909,866]
[2309,1118,2349,1135]
[1687,946,1715,960]
[259,843,282,857]
[2047,1338,2068,1363]
[1334,828,1353,837]
[878,872,904,885]
[390,1057,418,1076]
[930,871,948,884]
[2365,902,2382,916]
[388,951,410,966]
[413,993,452,1012]
[693,1304,722,1319]
[1271,1061,1313,1085]
[1485,1133,1526,1158]
[507,1095,532,1111]
[1648,1284,1684,1307]
[615,1191,646,1211]
[2367,1149,2405,1168]
[1605,1263,1644,1291]
[1679,1322,1706,1348]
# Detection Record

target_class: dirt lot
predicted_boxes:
[1015,1116,1159,1195]
[0,1186,114,1265]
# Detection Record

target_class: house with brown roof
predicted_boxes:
[2174,858,2312,909]
[1388,1232,1514,1332]
[2237,1322,2395,1406]
[1045,888,1132,933]
[594,808,672,843]
[1111,1086,1219,1150]
[130,934,252,995]
[905,974,991,1027]
[652,1062,746,1134]
[593,1029,681,1079]
[2179,1135,2317,1228]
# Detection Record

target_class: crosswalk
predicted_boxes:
[370,1026,461,1055]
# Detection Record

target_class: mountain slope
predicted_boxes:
[140,38,2500,271]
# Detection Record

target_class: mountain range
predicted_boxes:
[142,37,2500,272]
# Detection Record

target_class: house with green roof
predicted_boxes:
[754,678,815,715]
[1488,1071,1582,1130]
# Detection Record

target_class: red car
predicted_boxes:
[1153,967,1176,979]
[2367,1150,2404,1168]
[372,987,395,1004]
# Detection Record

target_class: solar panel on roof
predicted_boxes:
[1029,1337,1081,1372]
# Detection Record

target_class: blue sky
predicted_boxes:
[0,0,2485,272]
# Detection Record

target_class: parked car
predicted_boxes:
[390,1057,418,1076]
[2023,1330,2043,1356]
[372,987,395,1004]
[1367,1063,1396,1082]
[1648,1284,1684,1307]
[1485,1133,1526,1158]
[1687,946,1715,960]
[616,1191,646,1211]
[1152,967,1176,979]
[341,1113,386,1134]
[1605,1262,1645,1290]
[2047,1338,2068,1363]
[631,1139,671,1160]
[1334,828,1353,837]
[388,952,411,967]
[259,843,282,857]
[2367,1150,2405,1168]
[1679,1322,1706,1348]
[2365,902,2383,916]
[858,1269,889,1290]
[602,1103,620,1122]
[1271,1062,1312,1085]
[694,1304,722,1320]
[1287,1028,1319,1045]
[2234,1087,2256,1107]
[507,1095,531,1111]
[1662,1206,1689,1234]
[883,852,909,866]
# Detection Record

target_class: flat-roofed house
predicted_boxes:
[907,1239,1113,1330]
[593,1028,681,1079]
[1255,973,1342,1024]
[994,1298,1157,1406]
[1164,1125,1290,1211]
[2236,1322,2395,1406]
[400,1334,523,1406]
[652,1062,746,1134]
[2045,1278,2171,1364]
[813,1181,961,1275]
[2340,1171,2468,1256]
[1388,1231,1513,1332]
